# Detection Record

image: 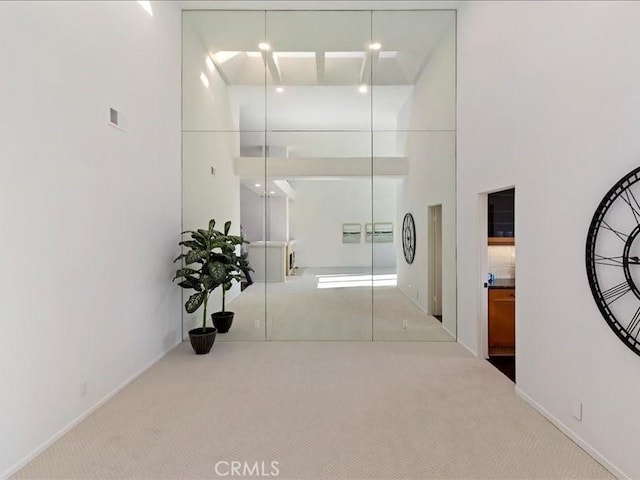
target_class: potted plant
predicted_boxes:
[173,219,232,354]
[210,220,250,333]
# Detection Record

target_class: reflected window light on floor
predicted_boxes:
[316,274,397,289]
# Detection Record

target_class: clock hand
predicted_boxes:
[629,256,640,264]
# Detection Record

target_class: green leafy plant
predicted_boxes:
[173,219,247,329]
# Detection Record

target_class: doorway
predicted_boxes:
[485,188,516,382]
[428,205,443,322]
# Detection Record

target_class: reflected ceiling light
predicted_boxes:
[213,51,240,64]
[369,42,382,50]
[200,72,209,88]
[258,43,271,51]
[205,56,215,72]
[137,1,153,16]
[358,85,368,94]
[270,191,276,195]
[276,86,284,93]
[254,183,261,187]
[246,52,262,58]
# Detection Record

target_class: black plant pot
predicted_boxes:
[211,311,234,333]
[188,327,217,354]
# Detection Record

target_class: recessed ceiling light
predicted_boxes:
[359,85,368,94]
[369,42,382,50]
[255,183,261,187]
[205,56,215,72]
[276,87,284,93]
[258,43,271,51]
[200,72,209,88]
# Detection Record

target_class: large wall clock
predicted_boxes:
[586,166,640,357]
[402,213,416,264]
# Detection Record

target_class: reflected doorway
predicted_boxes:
[428,204,443,321]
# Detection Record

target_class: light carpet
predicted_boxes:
[215,267,453,342]
[14,342,612,480]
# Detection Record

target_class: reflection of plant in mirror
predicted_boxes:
[173,219,248,329]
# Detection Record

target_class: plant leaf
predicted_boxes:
[185,249,209,264]
[224,221,231,235]
[208,219,216,232]
[185,291,206,314]
[173,268,199,280]
[208,261,227,283]
[202,275,216,291]
[179,240,202,249]
[178,277,202,292]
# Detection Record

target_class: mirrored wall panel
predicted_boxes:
[182,9,456,342]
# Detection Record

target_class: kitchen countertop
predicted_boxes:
[488,278,515,289]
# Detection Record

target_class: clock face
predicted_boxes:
[403,213,416,264]
[586,166,640,357]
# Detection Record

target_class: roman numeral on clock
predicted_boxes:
[601,282,631,304]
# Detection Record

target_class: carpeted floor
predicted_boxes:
[14,342,612,480]
[214,267,453,342]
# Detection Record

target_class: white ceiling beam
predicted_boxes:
[235,156,408,178]
[262,51,283,85]
[315,51,325,85]
[359,50,380,86]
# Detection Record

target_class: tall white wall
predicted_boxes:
[291,179,398,268]
[240,185,265,242]
[395,20,457,335]
[0,2,181,477]
[457,2,640,478]
[182,17,241,334]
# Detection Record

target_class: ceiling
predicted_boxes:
[185,10,455,87]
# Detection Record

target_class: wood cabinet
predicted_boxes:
[488,288,515,356]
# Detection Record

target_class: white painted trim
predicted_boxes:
[456,337,477,357]
[477,192,489,358]
[1,340,183,480]
[515,386,630,480]
[399,284,428,314]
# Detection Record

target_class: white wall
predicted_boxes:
[182,17,241,334]
[0,1,181,477]
[395,18,457,335]
[268,196,289,241]
[240,185,265,242]
[457,2,640,478]
[291,179,398,268]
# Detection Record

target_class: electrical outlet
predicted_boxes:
[80,381,88,398]
[402,319,408,329]
[572,399,582,421]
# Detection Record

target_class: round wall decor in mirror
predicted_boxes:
[402,213,416,264]
[586,166,640,357]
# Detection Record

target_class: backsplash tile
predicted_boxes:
[488,245,516,279]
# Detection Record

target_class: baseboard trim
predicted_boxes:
[515,386,629,480]
[1,339,182,480]
[456,337,477,357]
